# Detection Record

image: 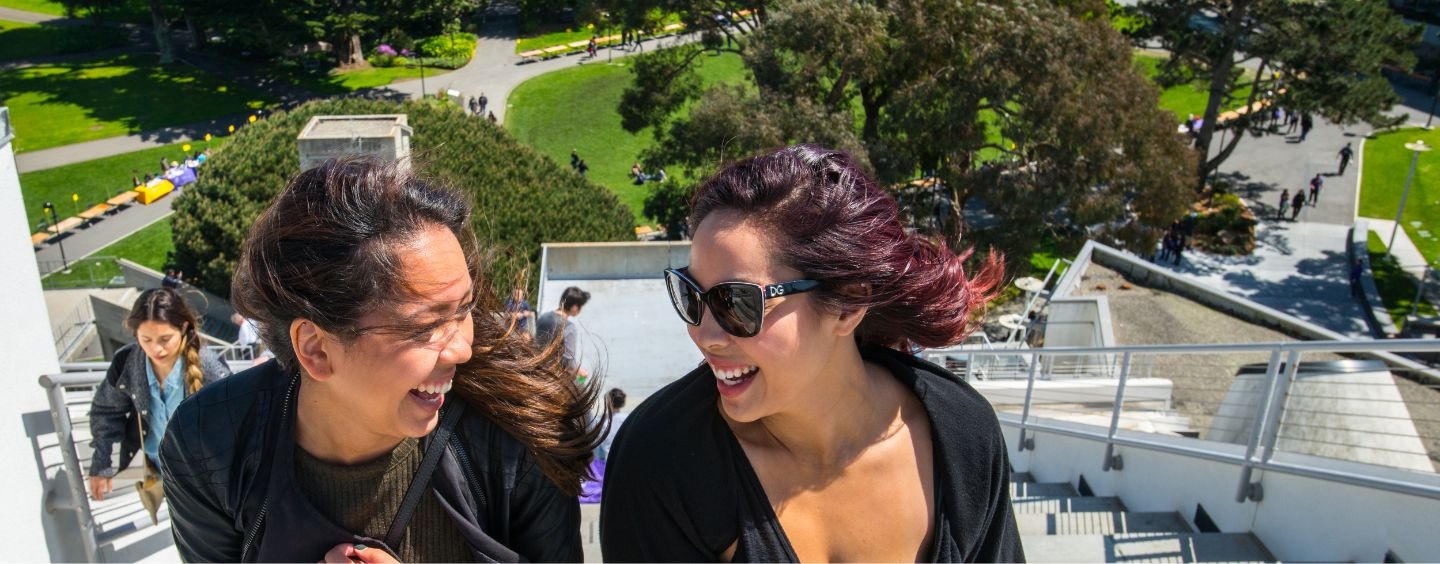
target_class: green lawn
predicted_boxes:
[329,66,437,91]
[0,0,64,15]
[1,53,272,152]
[40,218,173,288]
[1367,231,1437,320]
[507,51,747,224]
[516,13,682,54]
[1358,126,1440,264]
[19,138,229,229]
[0,19,129,62]
[1135,53,1255,122]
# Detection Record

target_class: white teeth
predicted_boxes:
[413,380,453,395]
[711,365,758,382]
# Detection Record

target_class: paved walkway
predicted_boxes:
[0,6,68,24]
[33,192,174,270]
[14,15,697,173]
[1158,112,1382,337]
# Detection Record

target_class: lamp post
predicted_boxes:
[42,201,69,273]
[1388,140,1432,258]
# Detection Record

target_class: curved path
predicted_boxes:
[14,15,694,173]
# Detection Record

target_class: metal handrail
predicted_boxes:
[955,338,1440,503]
[39,359,253,562]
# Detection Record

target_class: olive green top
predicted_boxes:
[295,437,470,562]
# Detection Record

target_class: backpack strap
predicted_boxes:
[384,401,466,548]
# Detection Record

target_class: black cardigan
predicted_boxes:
[600,345,1024,562]
[160,360,582,562]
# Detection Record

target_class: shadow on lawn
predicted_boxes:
[1,53,273,145]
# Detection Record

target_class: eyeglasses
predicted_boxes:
[663,268,820,338]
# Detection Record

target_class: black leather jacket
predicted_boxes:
[89,343,230,477]
[159,361,582,562]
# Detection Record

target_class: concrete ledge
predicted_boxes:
[541,241,690,280]
[1348,219,1400,338]
[1057,241,1440,386]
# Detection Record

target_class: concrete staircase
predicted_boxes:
[1014,472,1278,562]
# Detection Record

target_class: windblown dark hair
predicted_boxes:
[689,144,1004,350]
[231,156,601,495]
[127,287,205,394]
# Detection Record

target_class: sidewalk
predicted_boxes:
[1157,113,1380,338]
[14,16,699,172]
[1367,218,1431,277]
[33,191,174,267]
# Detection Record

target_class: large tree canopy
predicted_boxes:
[171,97,635,299]
[624,0,1195,264]
[1128,0,1418,188]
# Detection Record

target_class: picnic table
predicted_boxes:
[78,204,112,225]
[106,191,138,208]
[54,217,83,233]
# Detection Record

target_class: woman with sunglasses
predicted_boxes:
[601,145,1024,562]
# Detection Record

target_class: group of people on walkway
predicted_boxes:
[1272,142,1353,222]
[86,146,1024,562]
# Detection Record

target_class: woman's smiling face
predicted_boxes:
[321,224,476,444]
[685,209,851,423]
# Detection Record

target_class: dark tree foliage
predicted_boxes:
[624,0,1195,265]
[1127,0,1418,189]
[171,98,635,300]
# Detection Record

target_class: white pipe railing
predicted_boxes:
[953,339,1440,502]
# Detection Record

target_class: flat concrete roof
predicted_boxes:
[299,115,408,139]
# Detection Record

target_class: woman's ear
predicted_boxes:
[291,319,334,381]
[831,283,871,337]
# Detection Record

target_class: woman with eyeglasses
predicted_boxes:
[601,145,1024,562]
[160,157,601,563]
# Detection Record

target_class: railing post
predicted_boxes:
[1102,351,1133,471]
[40,376,102,562]
[1235,348,1293,503]
[964,352,976,382]
[1017,352,1040,451]
[1257,350,1304,464]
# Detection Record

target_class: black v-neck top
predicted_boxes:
[600,345,1025,562]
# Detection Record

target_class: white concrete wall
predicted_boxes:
[0,106,67,560]
[538,242,701,401]
[1001,413,1440,562]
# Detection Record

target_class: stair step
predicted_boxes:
[1012,471,1035,484]
[1022,532,1276,563]
[1012,496,1126,514]
[1011,482,1078,498]
[1016,511,1192,536]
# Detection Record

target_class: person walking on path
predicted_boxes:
[1338,143,1354,175]
[1291,190,1306,221]
[1278,189,1290,220]
[1300,113,1314,141]
[468,96,479,116]
[478,92,488,113]
[1309,174,1323,206]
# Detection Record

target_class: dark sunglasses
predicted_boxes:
[663,267,820,338]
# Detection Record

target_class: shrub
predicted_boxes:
[170,98,635,299]
[417,33,477,60]
[1190,189,1257,255]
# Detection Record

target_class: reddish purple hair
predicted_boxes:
[689,144,1004,349]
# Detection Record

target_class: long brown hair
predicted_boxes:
[231,156,601,494]
[126,287,205,394]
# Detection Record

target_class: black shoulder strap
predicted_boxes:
[385,401,466,548]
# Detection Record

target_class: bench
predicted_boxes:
[518,49,546,62]
[32,231,51,246]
